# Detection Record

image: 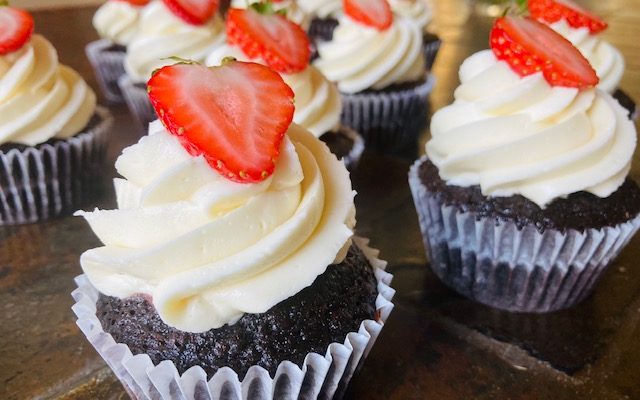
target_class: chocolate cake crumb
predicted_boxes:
[96,245,378,379]
[418,158,640,232]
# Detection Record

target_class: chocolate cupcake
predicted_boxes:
[314,12,433,152]
[206,10,365,169]
[302,0,441,70]
[0,11,112,226]
[73,60,393,398]
[86,0,146,103]
[409,19,640,313]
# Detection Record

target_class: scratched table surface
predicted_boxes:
[2,1,640,399]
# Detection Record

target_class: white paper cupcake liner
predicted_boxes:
[118,75,156,133]
[72,237,395,400]
[408,157,640,313]
[86,39,127,104]
[0,107,112,226]
[423,36,442,71]
[340,75,435,152]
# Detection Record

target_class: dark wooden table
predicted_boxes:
[2,1,640,399]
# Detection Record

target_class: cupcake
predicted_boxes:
[86,0,148,103]
[528,0,636,119]
[314,0,434,151]
[72,60,394,398]
[409,16,640,313]
[118,0,226,130]
[206,5,364,168]
[0,6,112,225]
[302,0,441,69]
[229,0,311,29]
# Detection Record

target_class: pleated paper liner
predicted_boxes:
[72,237,395,400]
[422,33,442,70]
[118,75,157,133]
[86,40,127,104]
[409,157,640,313]
[340,75,435,153]
[0,107,112,225]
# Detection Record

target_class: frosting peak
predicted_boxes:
[78,121,355,332]
[0,35,96,146]
[314,16,425,93]
[426,50,636,208]
[93,0,143,46]
[123,1,226,82]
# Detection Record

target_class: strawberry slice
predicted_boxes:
[0,6,34,56]
[147,61,295,183]
[226,8,311,74]
[529,0,607,34]
[162,0,219,25]
[113,0,151,6]
[343,0,392,31]
[490,16,598,89]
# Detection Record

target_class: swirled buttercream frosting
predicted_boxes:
[547,20,624,94]
[206,44,341,136]
[389,0,432,30]
[123,1,226,82]
[78,121,356,332]
[426,50,636,208]
[298,0,342,19]
[314,16,425,93]
[0,35,96,146]
[230,0,310,29]
[93,0,143,46]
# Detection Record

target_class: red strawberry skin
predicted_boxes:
[114,0,151,6]
[147,61,295,183]
[343,0,392,31]
[162,0,219,25]
[528,0,607,34]
[490,16,598,89]
[0,7,34,56]
[226,8,311,74]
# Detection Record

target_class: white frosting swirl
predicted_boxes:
[389,0,432,30]
[206,44,341,136]
[298,0,342,19]
[124,1,226,82]
[0,35,96,146]
[78,121,355,332]
[426,50,636,208]
[93,0,143,46]
[314,16,425,93]
[548,20,624,94]
[230,0,310,29]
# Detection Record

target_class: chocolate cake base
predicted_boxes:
[320,129,354,160]
[96,245,378,379]
[613,89,637,120]
[418,158,640,232]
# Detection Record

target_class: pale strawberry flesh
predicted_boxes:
[148,62,295,183]
[491,16,598,89]
[343,0,392,31]
[226,8,310,74]
[0,7,34,56]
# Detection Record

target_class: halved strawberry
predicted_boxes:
[343,0,392,31]
[114,0,151,6]
[529,0,607,34]
[0,6,34,55]
[147,61,295,183]
[162,0,219,25]
[226,8,311,74]
[490,16,598,89]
